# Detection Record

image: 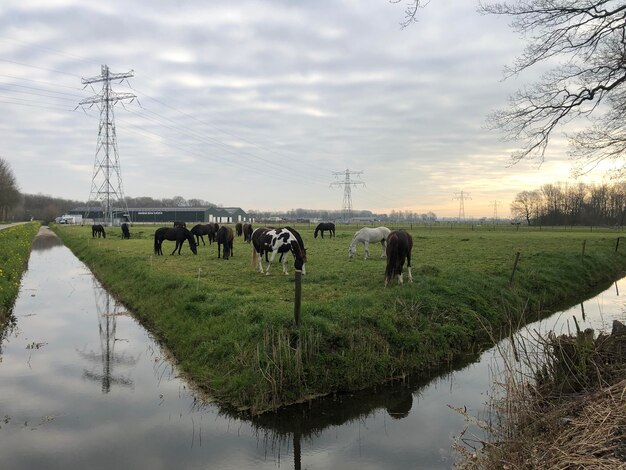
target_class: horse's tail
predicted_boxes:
[385,232,399,283]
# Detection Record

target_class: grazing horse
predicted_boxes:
[243,223,253,243]
[92,224,106,238]
[213,223,219,235]
[251,227,306,275]
[216,226,234,259]
[173,221,187,228]
[190,223,214,246]
[235,222,243,237]
[154,227,197,256]
[121,223,130,239]
[314,222,335,239]
[348,226,391,260]
[384,230,413,287]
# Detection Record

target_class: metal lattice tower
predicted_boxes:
[330,169,365,221]
[453,190,471,221]
[80,65,135,226]
[489,200,501,222]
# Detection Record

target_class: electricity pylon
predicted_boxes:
[489,200,501,222]
[330,169,365,222]
[80,65,135,226]
[453,191,471,221]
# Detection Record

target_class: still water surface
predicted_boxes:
[1,228,624,469]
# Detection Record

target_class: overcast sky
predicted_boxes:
[0,0,610,217]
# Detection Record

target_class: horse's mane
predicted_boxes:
[284,226,306,260]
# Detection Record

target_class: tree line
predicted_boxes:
[511,182,626,227]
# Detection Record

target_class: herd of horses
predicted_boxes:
[91,221,412,286]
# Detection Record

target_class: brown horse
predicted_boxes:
[154,227,197,256]
[92,224,106,238]
[235,222,243,237]
[384,230,413,287]
[243,223,253,243]
[216,226,234,259]
[191,223,214,246]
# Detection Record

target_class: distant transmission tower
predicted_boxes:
[453,190,471,221]
[330,169,365,222]
[80,65,135,226]
[489,200,501,222]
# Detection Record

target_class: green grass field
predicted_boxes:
[0,223,40,325]
[54,223,626,413]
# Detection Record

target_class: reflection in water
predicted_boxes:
[31,229,64,251]
[78,279,136,393]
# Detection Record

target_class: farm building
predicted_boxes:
[68,206,252,224]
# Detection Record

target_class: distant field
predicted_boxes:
[54,223,626,413]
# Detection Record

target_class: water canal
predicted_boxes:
[1,227,624,469]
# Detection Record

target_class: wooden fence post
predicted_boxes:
[616,237,621,252]
[294,270,302,327]
[581,240,586,261]
[510,252,521,285]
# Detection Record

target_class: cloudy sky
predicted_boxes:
[0,0,608,217]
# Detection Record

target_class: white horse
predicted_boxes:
[348,226,391,259]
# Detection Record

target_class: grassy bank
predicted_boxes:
[0,223,40,325]
[54,224,626,413]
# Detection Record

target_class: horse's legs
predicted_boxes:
[256,250,264,273]
[364,241,370,260]
[406,252,413,283]
[380,240,386,258]
[266,250,279,275]
[218,243,221,258]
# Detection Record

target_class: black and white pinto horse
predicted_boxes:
[154,227,197,256]
[121,223,130,239]
[314,222,335,238]
[216,226,234,259]
[251,227,306,275]
[92,224,106,238]
[190,223,214,246]
[242,223,253,243]
[384,230,413,287]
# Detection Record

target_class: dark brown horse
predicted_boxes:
[235,222,243,237]
[243,223,253,243]
[121,223,130,239]
[92,224,106,238]
[216,226,234,259]
[314,222,335,238]
[173,221,187,228]
[384,230,413,287]
[190,223,214,246]
[154,227,197,255]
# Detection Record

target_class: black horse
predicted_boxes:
[235,222,243,237]
[154,227,197,255]
[190,223,214,246]
[384,230,413,287]
[314,222,335,238]
[121,223,130,239]
[243,223,253,243]
[216,226,234,259]
[173,221,187,228]
[92,224,106,238]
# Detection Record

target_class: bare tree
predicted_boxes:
[510,189,541,225]
[390,0,430,28]
[0,157,21,220]
[480,1,626,176]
